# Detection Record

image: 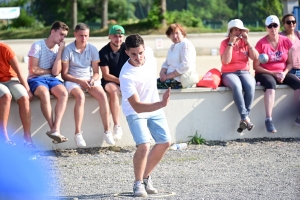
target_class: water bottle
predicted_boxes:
[170,143,187,150]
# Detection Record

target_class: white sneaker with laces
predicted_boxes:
[113,125,123,140]
[103,131,115,145]
[74,132,86,147]
[133,181,147,197]
[143,175,158,194]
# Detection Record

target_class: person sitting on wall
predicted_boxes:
[157,23,197,89]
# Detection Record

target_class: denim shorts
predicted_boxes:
[126,110,171,146]
[28,77,63,94]
[289,69,300,79]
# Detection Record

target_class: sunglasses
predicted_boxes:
[286,20,296,25]
[267,23,278,29]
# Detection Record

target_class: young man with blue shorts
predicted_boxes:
[27,21,69,143]
[119,34,171,197]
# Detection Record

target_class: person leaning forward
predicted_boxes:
[27,21,69,144]
[99,25,129,141]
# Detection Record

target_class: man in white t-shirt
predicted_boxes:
[27,21,69,144]
[61,23,115,147]
[119,34,171,197]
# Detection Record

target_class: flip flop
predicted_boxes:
[46,131,68,143]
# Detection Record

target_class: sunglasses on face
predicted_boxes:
[286,20,296,25]
[267,23,278,29]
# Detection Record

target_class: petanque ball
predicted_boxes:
[258,54,269,64]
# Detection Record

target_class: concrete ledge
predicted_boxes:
[7,85,300,150]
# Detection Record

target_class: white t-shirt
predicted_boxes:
[27,40,59,79]
[120,47,160,117]
[161,38,197,82]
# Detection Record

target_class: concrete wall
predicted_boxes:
[7,85,300,150]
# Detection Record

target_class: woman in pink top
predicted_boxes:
[254,15,300,133]
[279,14,300,127]
[220,19,258,133]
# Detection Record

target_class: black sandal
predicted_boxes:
[237,121,247,133]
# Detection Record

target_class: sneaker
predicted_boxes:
[265,119,277,133]
[103,131,115,145]
[295,117,300,127]
[113,125,123,140]
[143,176,158,194]
[74,132,86,147]
[133,181,147,197]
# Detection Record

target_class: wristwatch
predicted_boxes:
[227,42,233,46]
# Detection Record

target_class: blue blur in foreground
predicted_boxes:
[0,144,48,200]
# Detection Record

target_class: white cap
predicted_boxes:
[226,19,249,37]
[265,15,280,26]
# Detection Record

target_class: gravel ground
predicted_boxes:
[36,138,300,200]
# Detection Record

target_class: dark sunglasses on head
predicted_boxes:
[267,23,278,29]
[286,20,296,25]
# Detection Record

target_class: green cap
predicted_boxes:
[109,25,125,35]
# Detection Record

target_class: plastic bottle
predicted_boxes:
[170,143,187,150]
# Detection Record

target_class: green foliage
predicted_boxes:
[146,0,163,28]
[165,10,202,27]
[11,9,35,28]
[188,131,206,145]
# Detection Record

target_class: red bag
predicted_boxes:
[196,68,221,89]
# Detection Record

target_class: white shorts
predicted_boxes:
[64,80,101,93]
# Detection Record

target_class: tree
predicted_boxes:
[102,0,108,28]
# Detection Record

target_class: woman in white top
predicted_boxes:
[158,23,196,89]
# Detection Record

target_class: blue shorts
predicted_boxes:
[126,110,171,146]
[289,69,300,79]
[28,77,63,94]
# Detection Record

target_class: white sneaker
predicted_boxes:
[74,132,86,147]
[143,176,158,194]
[133,181,147,197]
[103,131,115,145]
[113,125,123,140]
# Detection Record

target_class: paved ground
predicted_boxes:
[35,138,300,200]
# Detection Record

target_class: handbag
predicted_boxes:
[196,68,221,89]
[180,70,199,88]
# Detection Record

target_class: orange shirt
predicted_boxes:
[220,38,250,73]
[0,42,17,82]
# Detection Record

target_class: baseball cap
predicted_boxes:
[226,19,249,37]
[109,25,125,35]
[265,15,280,26]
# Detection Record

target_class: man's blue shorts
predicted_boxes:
[28,77,63,94]
[126,110,171,146]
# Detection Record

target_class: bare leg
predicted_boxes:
[34,86,54,130]
[88,86,110,131]
[143,142,170,178]
[133,143,150,181]
[105,83,121,126]
[0,94,12,141]
[264,89,275,118]
[70,88,85,134]
[50,85,68,133]
[17,96,33,143]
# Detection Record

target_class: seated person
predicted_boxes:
[220,19,258,132]
[0,43,35,148]
[158,23,197,89]
[61,23,115,148]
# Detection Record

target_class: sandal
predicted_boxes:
[24,141,36,150]
[5,140,16,146]
[46,131,68,144]
[237,121,247,133]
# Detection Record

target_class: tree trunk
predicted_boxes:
[72,0,77,30]
[102,0,108,29]
[160,0,167,28]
